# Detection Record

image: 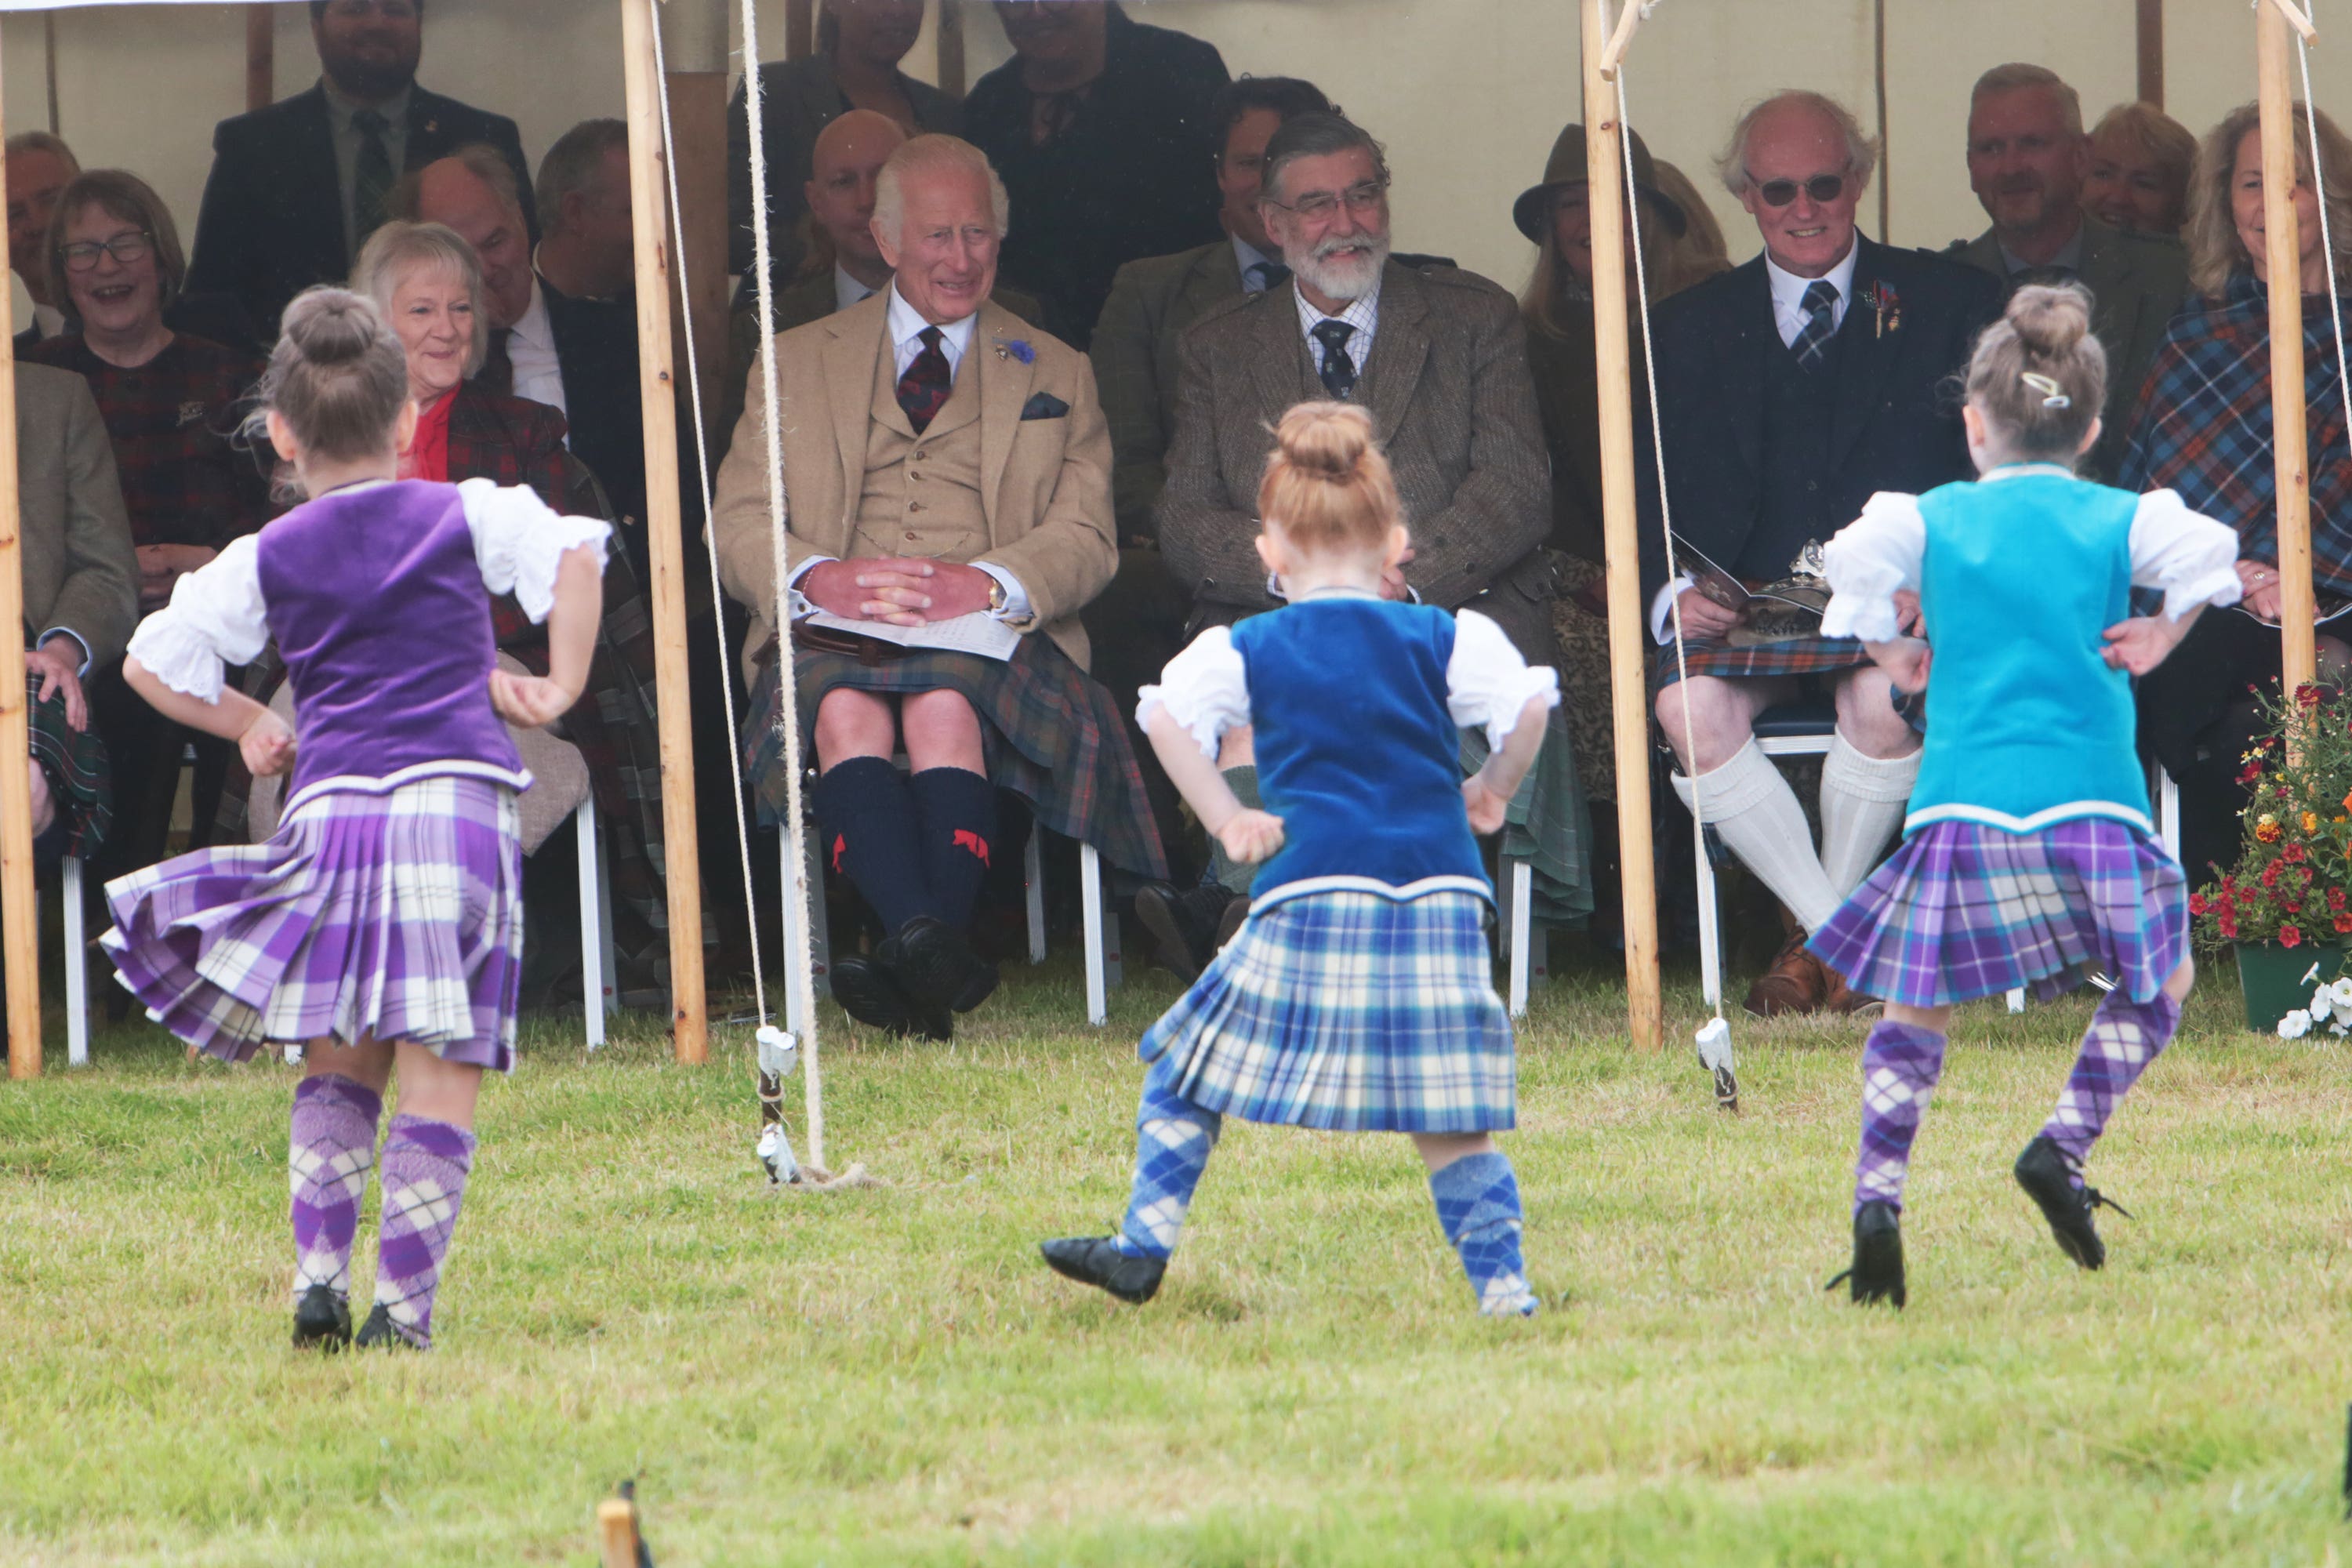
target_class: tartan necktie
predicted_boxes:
[1311,318,1358,400]
[477,327,514,397]
[353,109,395,247]
[895,325,953,434]
[1250,260,1291,294]
[1792,279,1840,371]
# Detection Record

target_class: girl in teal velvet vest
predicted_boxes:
[1808,284,2241,1309]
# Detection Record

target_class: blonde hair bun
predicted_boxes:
[1256,399,1404,556]
[1272,401,1377,481]
[278,289,383,368]
[2004,282,2092,356]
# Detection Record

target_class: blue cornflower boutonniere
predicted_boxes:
[993,337,1035,365]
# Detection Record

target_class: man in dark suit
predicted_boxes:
[963,1,1229,348]
[184,0,535,344]
[1641,89,2003,1017]
[1154,112,1555,961]
[529,120,647,540]
[1946,63,2187,479]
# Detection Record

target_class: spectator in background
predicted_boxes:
[2084,101,2197,238]
[529,121,649,543]
[7,132,78,346]
[187,0,534,345]
[27,170,268,877]
[1650,158,1734,296]
[1946,64,2187,478]
[726,0,960,305]
[964,0,1229,347]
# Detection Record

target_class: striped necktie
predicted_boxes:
[1792,279,1840,370]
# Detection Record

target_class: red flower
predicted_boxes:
[2299,683,2322,707]
[2282,924,2305,948]
[2239,764,2264,786]
[2336,913,2352,934]
[2262,862,2285,888]
[2303,866,2317,884]
[2285,899,2303,914]
[2190,892,2210,916]
[2287,843,2309,863]
[2222,913,2241,938]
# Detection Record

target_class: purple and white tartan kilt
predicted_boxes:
[101,775,525,1069]
[1139,887,1515,1133]
[1650,633,1873,692]
[1806,817,2189,1007]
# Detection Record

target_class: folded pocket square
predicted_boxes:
[1018,392,1070,420]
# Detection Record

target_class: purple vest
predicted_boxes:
[258,480,522,802]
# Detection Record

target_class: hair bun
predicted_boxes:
[2004,281,2092,356]
[1272,400,1376,481]
[278,286,385,368]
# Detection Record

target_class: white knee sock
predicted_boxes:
[1819,737,1921,898]
[1673,739,1841,932]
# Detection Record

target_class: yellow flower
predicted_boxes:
[2305,812,2321,833]
[2257,813,2282,843]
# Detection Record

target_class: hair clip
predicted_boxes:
[2020,371,2070,410]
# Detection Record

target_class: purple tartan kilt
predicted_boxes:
[101,776,524,1069]
[1807,817,2189,1007]
[1650,633,1873,692]
[742,636,1168,880]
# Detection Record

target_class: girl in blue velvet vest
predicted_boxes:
[1809,283,2241,1308]
[1039,401,1559,1316]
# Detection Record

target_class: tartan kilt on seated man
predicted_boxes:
[1637,231,2002,1016]
[711,270,1163,1040]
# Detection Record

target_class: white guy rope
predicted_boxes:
[739,0,826,1170]
[648,2,768,1029]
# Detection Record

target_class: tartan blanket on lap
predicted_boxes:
[27,671,108,862]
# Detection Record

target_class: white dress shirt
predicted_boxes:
[505,275,568,420]
[834,264,879,314]
[1763,240,1859,350]
[1232,236,1282,295]
[1291,275,1382,374]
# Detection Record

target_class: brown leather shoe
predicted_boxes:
[1744,932,1830,1018]
[1820,960,1885,1018]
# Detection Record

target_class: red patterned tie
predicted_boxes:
[895,325,953,434]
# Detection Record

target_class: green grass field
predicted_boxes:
[5,949,2350,1566]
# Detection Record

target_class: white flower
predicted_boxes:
[2326,977,2352,1008]
[2281,1011,2314,1039]
[2311,994,2332,1023]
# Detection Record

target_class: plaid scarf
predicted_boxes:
[2119,269,2352,595]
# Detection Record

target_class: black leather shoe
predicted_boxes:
[354,1302,420,1350]
[883,916,999,1014]
[1133,882,1236,981]
[1825,1200,1907,1308]
[831,953,951,1041]
[292,1284,351,1350]
[1040,1236,1167,1304]
[2014,1134,2129,1270]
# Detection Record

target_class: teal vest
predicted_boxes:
[1908,469,2150,835]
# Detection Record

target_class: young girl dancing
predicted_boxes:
[1040,402,1559,1316]
[102,288,609,1350]
[1808,283,2240,1308]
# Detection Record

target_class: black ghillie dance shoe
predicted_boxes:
[1825,1199,1907,1308]
[2014,1134,2130,1270]
[1039,1236,1167,1304]
[292,1284,351,1350]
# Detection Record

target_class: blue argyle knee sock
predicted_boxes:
[1112,1073,1221,1260]
[1429,1151,1538,1316]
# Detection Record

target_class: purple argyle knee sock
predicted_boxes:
[2041,990,2182,1182]
[289,1074,383,1302]
[1853,1020,1949,1214]
[372,1115,477,1348]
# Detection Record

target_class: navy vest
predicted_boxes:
[257,480,524,809]
[1230,597,1487,899]
[1741,320,1847,580]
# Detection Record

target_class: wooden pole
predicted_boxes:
[1873,0,1890,241]
[2257,0,2318,731]
[595,1500,638,1568]
[42,13,58,136]
[620,0,710,1064]
[245,5,274,113]
[1582,0,1663,1053]
[2136,0,2165,109]
[0,23,42,1079]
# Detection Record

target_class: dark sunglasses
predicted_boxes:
[1750,172,1846,208]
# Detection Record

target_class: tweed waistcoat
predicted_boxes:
[1744,321,1849,580]
[851,338,988,562]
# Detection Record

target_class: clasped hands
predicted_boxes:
[802,557,997,626]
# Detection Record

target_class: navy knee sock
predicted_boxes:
[909,767,998,929]
[811,757,935,932]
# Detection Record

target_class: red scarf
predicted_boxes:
[399,388,456,483]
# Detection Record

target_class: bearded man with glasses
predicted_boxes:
[1639,89,2002,1018]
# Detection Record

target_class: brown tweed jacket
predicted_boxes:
[1091,239,1245,544]
[1154,260,1556,660]
[17,364,136,670]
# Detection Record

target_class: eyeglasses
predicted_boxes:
[59,231,154,272]
[1265,178,1389,222]
[1748,172,1846,209]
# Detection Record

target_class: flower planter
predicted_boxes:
[2234,940,2350,1032]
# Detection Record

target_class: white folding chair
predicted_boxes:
[1691,701,1838,1012]
[59,856,89,1067]
[575,792,615,1049]
[1499,855,1540,1019]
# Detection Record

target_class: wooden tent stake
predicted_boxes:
[0,25,41,1079]
[2258,0,2319,742]
[1583,0,1664,1052]
[619,0,710,1063]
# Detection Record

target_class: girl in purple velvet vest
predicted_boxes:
[1040,404,1559,1316]
[102,288,609,1352]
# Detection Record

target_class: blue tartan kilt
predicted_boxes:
[1139,886,1516,1133]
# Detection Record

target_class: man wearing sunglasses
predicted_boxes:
[1639,89,2002,1019]
[1945,63,2187,481]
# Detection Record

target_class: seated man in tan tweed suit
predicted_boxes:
[712,133,1163,1042]
[1151,111,1560,963]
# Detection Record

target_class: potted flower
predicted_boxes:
[2192,682,2352,1029]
